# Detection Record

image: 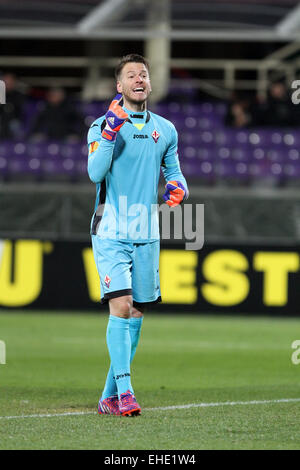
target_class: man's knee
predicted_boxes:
[109,295,133,319]
[131,306,144,318]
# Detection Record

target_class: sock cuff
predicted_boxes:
[108,315,130,326]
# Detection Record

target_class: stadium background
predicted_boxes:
[1,0,300,316]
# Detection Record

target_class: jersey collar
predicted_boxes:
[123,106,151,125]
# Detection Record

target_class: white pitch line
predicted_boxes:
[146,397,300,411]
[0,410,97,420]
[0,397,300,420]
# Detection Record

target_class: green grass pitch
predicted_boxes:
[0,310,300,450]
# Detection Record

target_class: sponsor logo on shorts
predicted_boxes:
[104,274,111,288]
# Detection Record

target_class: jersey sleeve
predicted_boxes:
[161,124,189,198]
[87,118,116,184]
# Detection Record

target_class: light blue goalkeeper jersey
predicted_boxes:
[87,105,188,243]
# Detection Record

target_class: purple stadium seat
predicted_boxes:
[250,129,295,148]
[41,154,76,181]
[182,146,197,159]
[184,116,198,129]
[215,129,249,147]
[287,148,300,162]
[181,104,201,116]
[216,147,231,160]
[250,147,285,163]
[283,163,300,179]
[197,116,221,130]
[266,149,285,162]
[280,131,300,147]
[27,142,49,158]
[60,143,82,159]
[8,154,42,180]
[198,102,215,114]
[196,130,215,146]
[215,161,249,182]
[231,148,251,162]
[0,141,15,156]
[248,161,283,185]
[180,131,198,145]
[229,129,290,148]
[41,155,59,176]
[181,130,216,146]
[197,147,215,160]
[198,160,214,180]
[5,99,300,186]
[181,159,214,181]
[215,146,251,163]
[247,130,272,147]
[8,155,27,174]
[251,147,267,162]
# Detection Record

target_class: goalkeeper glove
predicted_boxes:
[163,181,187,207]
[102,93,128,142]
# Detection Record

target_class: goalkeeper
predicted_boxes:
[87,53,188,417]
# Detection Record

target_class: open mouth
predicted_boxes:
[133,88,145,94]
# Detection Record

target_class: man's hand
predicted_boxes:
[163,181,187,207]
[102,94,128,142]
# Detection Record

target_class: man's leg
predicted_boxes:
[101,299,144,400]
[105,296,133,398]
[130,306,144,363]
[100,296,142,416]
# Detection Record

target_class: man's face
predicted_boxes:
[271,83,285,99]
[117,62,151,106]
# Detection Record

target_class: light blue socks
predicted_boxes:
[102,315,143,400]
[129,316,144,362]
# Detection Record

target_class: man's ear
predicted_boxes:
[117,81,122,93]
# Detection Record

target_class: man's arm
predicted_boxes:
[87,94,128,184]
[87,120,115,183]
[161,124,189,206]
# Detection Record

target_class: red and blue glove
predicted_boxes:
[102,93,128,142]
[163,180,187,207]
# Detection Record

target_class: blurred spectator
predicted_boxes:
[225,94,253,128]
[255,81,295,127]
[0,72,26,139]
[28,87,84,141]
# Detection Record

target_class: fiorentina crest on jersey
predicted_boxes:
[104,275,111,288]
[152,130,160,143]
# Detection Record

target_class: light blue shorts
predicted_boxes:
[91,235,161,307]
